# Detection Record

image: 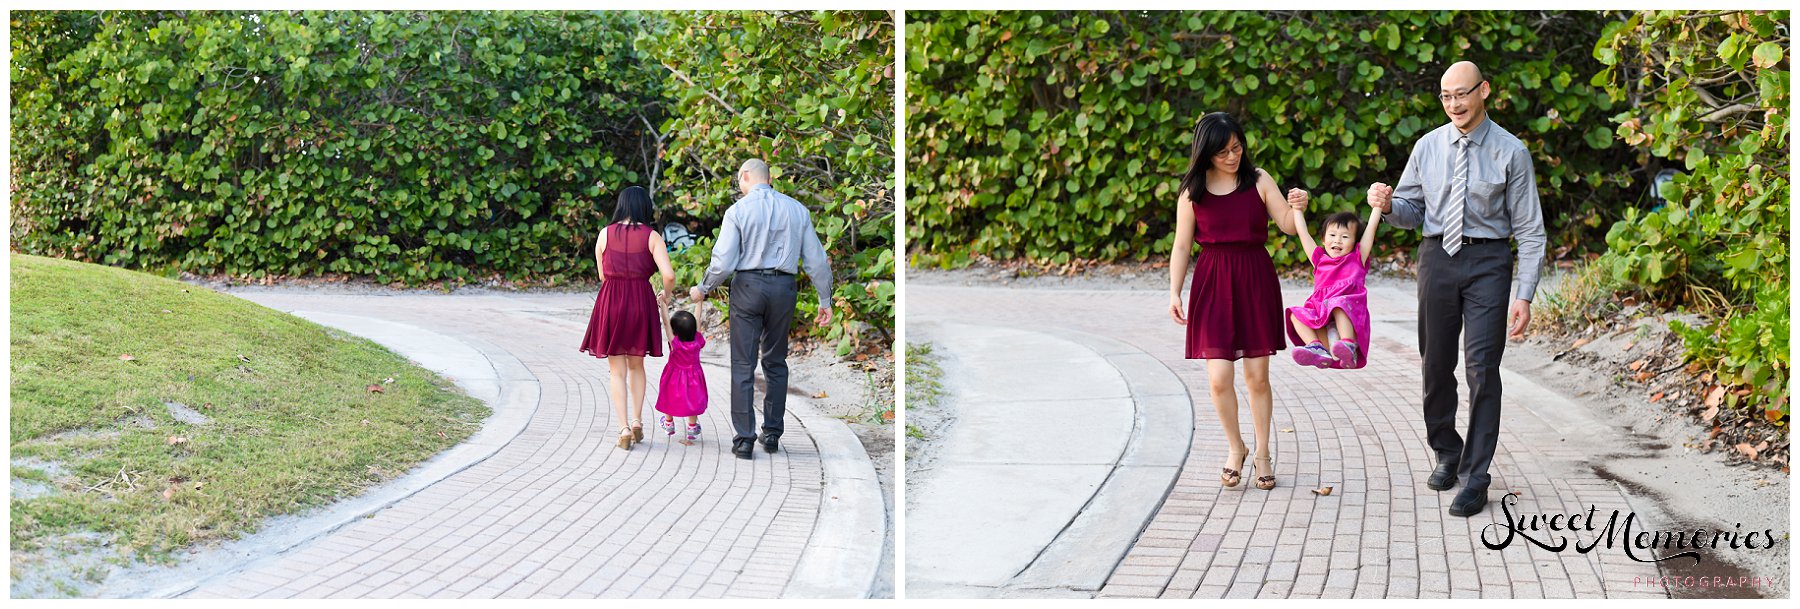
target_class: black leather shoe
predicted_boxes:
[732,439,754,460]
[1448,485,1489,517]
[761,435,780,453]
[1427,462,1458,491]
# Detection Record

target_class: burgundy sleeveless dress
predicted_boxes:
[1184,185,1286,360]
[580,223,663,358]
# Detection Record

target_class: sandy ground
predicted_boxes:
[898,336,957,519]
[908,264,1790,598]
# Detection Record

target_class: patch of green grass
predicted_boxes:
[1537,259,1630,332]
[905,342,944,412]
[9,254,489,563]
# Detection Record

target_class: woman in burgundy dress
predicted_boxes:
[580,186,677,450]
[1166,112,1305,491]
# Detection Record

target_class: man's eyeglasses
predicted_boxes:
[1437,81,1485,105]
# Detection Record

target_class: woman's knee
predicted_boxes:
[1243,369,1272,394]
[1207,375,1236,396]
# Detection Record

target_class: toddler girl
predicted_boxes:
[655,306,708,444]
[1286,195,1379,369]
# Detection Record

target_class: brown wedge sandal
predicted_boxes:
[1253,455,1276,490]
[1221,449,1247,487]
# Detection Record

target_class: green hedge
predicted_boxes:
[12,10,896,343]
[12,11,661,283]
[637,11,895,344]
[905,11,1640,267]
[1592,10,1789,425]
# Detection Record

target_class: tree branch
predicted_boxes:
[1700,103,1757,122]
[662,62,741,116]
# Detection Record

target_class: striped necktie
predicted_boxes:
[1443,135,1470,256]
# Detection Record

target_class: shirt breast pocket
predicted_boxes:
[1469,176,1507,216]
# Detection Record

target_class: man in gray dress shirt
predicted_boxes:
[1369,61,1547,517]
[690,158,834,460]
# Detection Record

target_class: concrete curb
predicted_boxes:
[781,396,886,599]
[1008,328,1193,595]
[905,321,1192,598]
[112,312,541,598]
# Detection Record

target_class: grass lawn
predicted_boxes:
[9,254,489,573]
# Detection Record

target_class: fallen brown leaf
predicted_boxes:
[119,354,137,362]
[1632,371,1654,383]
[367,384,384,394]
[1705,385,1727,407]
[167,436,188,446]
[1628,359,1647,371]
[1571,337,1591,349]
[163,487,175,501]
[881,410,894,421]
[1703,403,1720,423]
[1311,486,1333,496]
[1650,392,1665,403]
[812,390,829,399]
[1622,341,1636,351]
[437,431,447,440]
[1736,443,1758,460]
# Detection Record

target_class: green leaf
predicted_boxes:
[1751,41,1783,69]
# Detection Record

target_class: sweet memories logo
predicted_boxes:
[1480,494,1784,564]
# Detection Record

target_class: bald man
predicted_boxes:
[691,159,834,460]
[1368,62,1546,517]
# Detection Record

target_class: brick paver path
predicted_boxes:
[182,292,823,599]
[911,283,1670,599]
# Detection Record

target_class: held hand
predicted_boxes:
[1367,183,1394,213]
[689,286,706,303]
[1169,293,1187,326]
[1508,299,1532,338]
[816,307,833,328]
[1286,188,1309,211]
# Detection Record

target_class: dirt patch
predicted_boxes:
[900,336,957,490]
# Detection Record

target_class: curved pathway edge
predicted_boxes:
[107,312,541,598]
[1010,327,1195,595]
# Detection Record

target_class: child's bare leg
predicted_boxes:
[687,416,699,426]
[1291,313,1322,345]
[1332,309,1356,344]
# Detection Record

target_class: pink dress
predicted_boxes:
[1284,246,1373,370]
[654,335,708,417]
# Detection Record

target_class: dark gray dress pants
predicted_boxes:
[1417,237,1511,489]
[728,271,797,442]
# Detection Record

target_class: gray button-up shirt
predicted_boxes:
[698,183,834,309]
[1387,118,1548,301]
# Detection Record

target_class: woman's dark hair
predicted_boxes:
[1322,211,1362,236]
[1179,112,1258,204]
[670,310,697,342]
[612,186,655,224]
